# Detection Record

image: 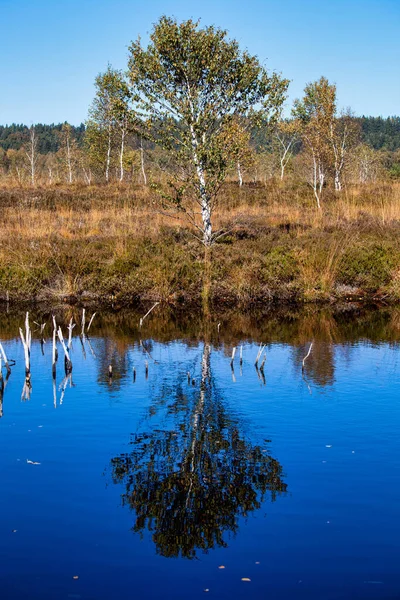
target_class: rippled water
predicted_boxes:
[0,306,400,599]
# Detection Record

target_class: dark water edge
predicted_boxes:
[0,301,400,345]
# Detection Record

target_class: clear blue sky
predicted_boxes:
[0,0,399,125]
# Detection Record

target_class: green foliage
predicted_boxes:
[339,243,397,290]
[262,247,299,283]
[358,116,400,151]
[389,163,400,179]
[127,16,289,244]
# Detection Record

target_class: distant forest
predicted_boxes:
[0,123,86,153]
[1,117,399,154]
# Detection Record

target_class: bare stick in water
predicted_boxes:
[81,308,86,336]
[19,325,32,401]
[139,302,160,329]
[230,347,236,368]
[67,318,75,350]
[302,342,313,371]
[0,342,11,375]
[19,328,31,377]
[52,328,57,379]
[87,312,97,332]
[255,343,266,367]
[57,327,72,374]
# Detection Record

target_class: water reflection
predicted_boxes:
[111,343,287,559]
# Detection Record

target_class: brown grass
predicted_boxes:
[1,180,400,306]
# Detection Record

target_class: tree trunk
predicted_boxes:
[237,162,243,187]
[119,129,125,182]
[280,160,285,181]
[105,126,112,183]
[202,245,212,316]
[140,139,147,185]
[66,137,73,183]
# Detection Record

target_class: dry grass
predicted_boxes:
[1,180,400,306]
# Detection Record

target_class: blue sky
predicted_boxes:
[0,0,399,125]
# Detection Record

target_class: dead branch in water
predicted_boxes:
[302,342,313,371]
[139,302,160,329]
[57,327,73,374]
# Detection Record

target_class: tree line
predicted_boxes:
[1,116,399,184]
[2,116,399,153]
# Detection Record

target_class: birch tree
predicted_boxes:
[273,119,300,180]
[87,67,131,183]
[127,17,289,246]
[329,110,360,191]
[293,77,336,209]
[59,123,78,183]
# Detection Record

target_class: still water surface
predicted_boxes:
[0,307,400,599]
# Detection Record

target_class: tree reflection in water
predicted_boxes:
[111,343,287,559]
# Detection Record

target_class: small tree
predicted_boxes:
[293,77,336,208]
[58,123,78,183]
[127,16,289,246]
[87,65,130,182]
[329,109,360,191]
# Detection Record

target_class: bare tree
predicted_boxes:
[140,138,147,185]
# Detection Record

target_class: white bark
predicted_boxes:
[105,125,112,183]
[26,126,37,186]
[237,162,243,187]
[119,127,126,182]
[275,132,296,181]
[140,139,147,185]
[82,167,92,185]
[311,152,322,210]
[330,122,347,192]
[190,124,212,246]
[66,134,73,184]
